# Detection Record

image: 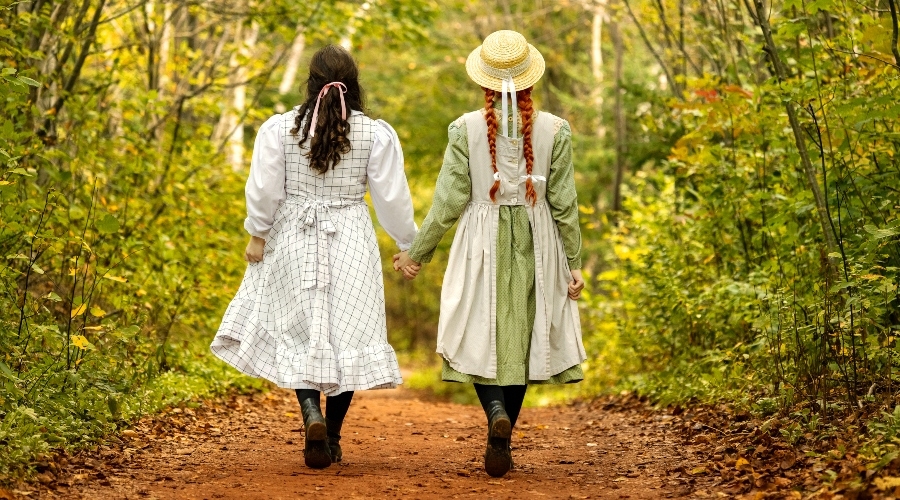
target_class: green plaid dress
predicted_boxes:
[407,113,583,386]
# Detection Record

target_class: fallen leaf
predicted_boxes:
[875,476,900,491]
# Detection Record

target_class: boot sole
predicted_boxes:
[489,415,511,439]
[485,439,512,477]
[304,440,332,469]
[304,421,331,469]
[306,420,327,441]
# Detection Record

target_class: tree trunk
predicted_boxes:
[227,21,259,172]
[611,10,626,213]
[590,2,606,139]
[158,2,174,96]
[275,24,306,113]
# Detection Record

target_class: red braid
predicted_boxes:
[484,88,500,202]
[517,87,536,205]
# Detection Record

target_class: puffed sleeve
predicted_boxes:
[367,119,418,250]
[546,120,583,269]
[243,115,286,239]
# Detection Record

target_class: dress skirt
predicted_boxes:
[441,205,584,385]
[211,196,404,395]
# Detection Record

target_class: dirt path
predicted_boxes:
[36,388,717,499]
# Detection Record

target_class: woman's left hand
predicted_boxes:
[392,251,421,280]
[568,269,584,300]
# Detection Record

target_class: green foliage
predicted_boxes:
[2,0,898,483]
[0,0,433,482]
[586,0,900,426]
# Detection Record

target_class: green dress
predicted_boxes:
[407,113,583,386]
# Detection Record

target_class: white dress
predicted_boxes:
[210,109,417,395]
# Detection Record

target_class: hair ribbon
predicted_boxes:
[309,82,347,138]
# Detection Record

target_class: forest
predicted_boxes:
[1,0,899,495]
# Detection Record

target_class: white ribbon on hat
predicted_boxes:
[480,52,532,140]
[501,78,517,139]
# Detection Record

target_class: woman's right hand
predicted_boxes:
[244,236,266,263]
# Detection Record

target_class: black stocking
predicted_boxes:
[473,384,528,429]
[501,385,527,429]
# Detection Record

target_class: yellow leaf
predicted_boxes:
[90,305,106,318]
[874,476,900,490]
[83,326,103,331]
[70,303,87,318]
[71,335,89,349]
[735,457,750,469]
[103,275,127,283]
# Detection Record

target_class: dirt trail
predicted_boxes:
[38,388,716,499]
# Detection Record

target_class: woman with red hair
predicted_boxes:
[394,30,586,478]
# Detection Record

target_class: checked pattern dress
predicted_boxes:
[211,111,405,395]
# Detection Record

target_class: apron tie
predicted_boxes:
[298,199,340,290]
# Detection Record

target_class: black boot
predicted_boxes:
[300,398,332,469]
[326,417,343,463]
[484,400,512,477]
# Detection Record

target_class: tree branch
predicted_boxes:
[622,0,682,97]
[749,0,840,263]
[888,0,900,68]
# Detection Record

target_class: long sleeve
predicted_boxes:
[243,115,286,239]
[407,120,472,264]
[367,119,418,250]
[546,120,583,269]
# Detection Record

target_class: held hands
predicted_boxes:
[392,251,421,281]
[244,236,265,263]
[569,269,585,300]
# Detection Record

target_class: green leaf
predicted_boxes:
[107,395,120,418]
[0,360,16,380]
[95,213,120,234]
[44,292,62,302]
[8,168,32,176]
[31,263,44,274]
[16,76,40,87]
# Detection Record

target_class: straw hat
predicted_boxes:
[465,30,545,91]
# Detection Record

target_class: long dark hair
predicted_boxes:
[290,45,366,174]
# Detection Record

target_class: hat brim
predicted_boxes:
[465,44,545,92]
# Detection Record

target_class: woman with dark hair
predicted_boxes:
[211,45,417,469]
[394,30,586,478]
